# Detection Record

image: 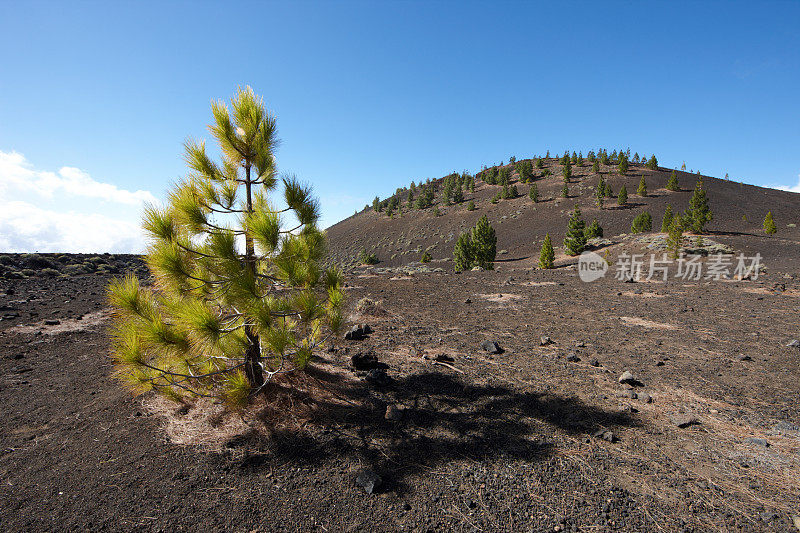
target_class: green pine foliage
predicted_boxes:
[764,211,777,235]
[592,160,600,173]
[539,234,555,269]
[467,200,476,211]
[646,155,658,170]
[529,183,539,203]
[595,177,606,208]
[631,211,653,233]
[562,160,572,181]
[421,250,432,263]
[661,204,674,232]
[516,160,533,182]
[666,218,684,259]
[637,175,648,196]
[585,218,603,239]
[684,178,713,234]
[107,87,344,408]
[563,205,587,256]
[617,153,629,174]
[453,215,497,271]
[617,185,628,205]
[453,232,474,272]
[562,182,569,198]
[666,170,679,191]
[360,248,379,265]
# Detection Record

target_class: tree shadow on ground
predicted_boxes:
[235,365,641,495]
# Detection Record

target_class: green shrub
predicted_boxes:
[631,211,653,233]
[661,204,674,232]
[637,175,648,197]
[666,170,679,191]
[467,200,476,211]
[563,205,587,256]
[764,211,777,235]
[359,248,379,265]
[529,183,539,203]
[585,219,603,239]
[453,215,497,271]
[683,178,713,234]
[421,250,432,263]
[40,268,60,277]
[666,218,684,259]
[617,185,628,206]
[538,234,555,269]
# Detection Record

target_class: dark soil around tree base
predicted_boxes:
[1,256,799,532]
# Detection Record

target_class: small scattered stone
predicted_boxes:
[670,414,699,428]
[566,353,580,363]
[345,324,373,341]
[350,350,379,370]
[618,371,639,385]
[589,358,600,367]
[592,429,617,442]
[575,341,586,348]
[786,339,800,348]
[638,392,652,404]
[434,353,454,363]
[464,298,471,304]
[773,421,800,433]
[365,368,391,387]
[481,340,503,354]
[385,405,403,421]
[745,437,770,448]
[540,336,554,346]
[44,319,60,326]
[736,354,752,361]
[355,469,382,494]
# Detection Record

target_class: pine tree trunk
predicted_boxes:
[243,163,264,389]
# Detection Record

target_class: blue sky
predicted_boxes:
[1,0,798,252]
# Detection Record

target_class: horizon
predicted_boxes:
[1,1,799,253]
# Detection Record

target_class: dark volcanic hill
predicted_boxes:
[326,157,800,271]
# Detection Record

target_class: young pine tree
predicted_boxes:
[453,215,497,271]
[666,170,679,191]
[763,211,777,235]
[562,182,569,198]
[585,218,603,239]
[467,199,476,211]
[646,155,658,170]
[637,175,648,197]
[471,215,497,270]
[617,185,628,206]
[453,232,474,272]
[661,204,674,232]
[592,160,600,173]
[684,178,713,234]
[538,234,555,269]
[562,160,572,181]
[563,205,587,256]
[666,218,684,259]
[631,211,653,233]
[617,154,629,175]
[529,183,539,203]
[107,87,344,407]
[595,177,606,208]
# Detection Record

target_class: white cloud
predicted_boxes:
[774,174,800,193]
[0,151,156,205]
[0,150,156,253]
